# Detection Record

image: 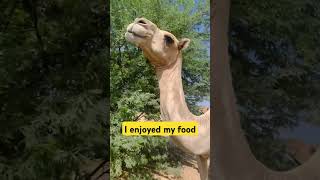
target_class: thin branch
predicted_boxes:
[28,0,44,51]
[94,170,109,180]
[134,112,144,121]
[85,159,109,179]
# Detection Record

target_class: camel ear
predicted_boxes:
[178,38,190,50]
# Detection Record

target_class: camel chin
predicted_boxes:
[125,32,145,46]
[124,32,139,45]
[125,23,151,46]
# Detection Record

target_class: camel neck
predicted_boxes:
[211,0,264,177]
[155,55,194,121]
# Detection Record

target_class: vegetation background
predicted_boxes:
[231,0,320,170]
[110,0,210,179]
[0,0,108,179]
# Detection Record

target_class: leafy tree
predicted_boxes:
[230,0,320,170]
[0,0,108,179]
[110,0,209,178]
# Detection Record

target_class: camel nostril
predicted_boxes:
[138,20,147,25]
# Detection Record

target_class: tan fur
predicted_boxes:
[125,18,210,180]
[286,139,318,164]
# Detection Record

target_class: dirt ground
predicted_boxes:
[99,143,202,180]
[153,164,200,180]
[153,145,201,180]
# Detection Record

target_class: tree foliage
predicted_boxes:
[231,0,320,170]
[110,0,209,178]
[0,0,108,179]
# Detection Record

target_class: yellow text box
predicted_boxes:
[122,121,198,136]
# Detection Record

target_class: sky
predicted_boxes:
[197,99,210,107]
[280,122,320,144]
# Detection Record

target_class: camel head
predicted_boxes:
[125,17,190,67]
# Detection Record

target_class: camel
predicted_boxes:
[125,18,210,180]
[210,0,320,179]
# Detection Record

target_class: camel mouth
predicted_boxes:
[127,30,146,39]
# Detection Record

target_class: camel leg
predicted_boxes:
[196,155,208,180]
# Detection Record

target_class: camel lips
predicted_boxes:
[127,31,146,38]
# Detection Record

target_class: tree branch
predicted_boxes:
[94,170,109,180]
[134,112,144,121]
[28,0,44,51]
[85,159,109,179]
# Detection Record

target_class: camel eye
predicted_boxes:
[164,35,174,45]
